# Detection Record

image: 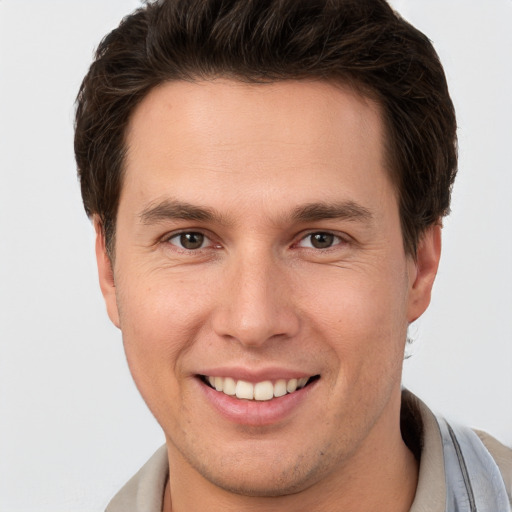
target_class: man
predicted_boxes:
[74,0,512,510]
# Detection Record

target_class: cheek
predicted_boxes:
[309,270,409,334]
[302,267,410,376]
[115,272,212,382]
[119,268,208,329]
[114,276,215,430]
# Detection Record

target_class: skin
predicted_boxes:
[95,79,441,512]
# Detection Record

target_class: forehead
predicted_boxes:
[126,79,383,158]
[121,79,392,219]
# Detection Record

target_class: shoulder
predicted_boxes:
[402,389,512,510]
[475,429,512,502]
[105,445,168,512]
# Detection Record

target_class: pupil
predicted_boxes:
[180,232,204,249]
[311,232,334,249]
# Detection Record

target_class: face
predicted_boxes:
[96,79,439,497]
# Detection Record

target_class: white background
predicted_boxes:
[0,1,511,510]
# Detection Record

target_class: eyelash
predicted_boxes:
[163,230,348,252]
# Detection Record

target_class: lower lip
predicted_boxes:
[197,378,318,426]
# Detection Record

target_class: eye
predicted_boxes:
[168,232,210,250]
[297,232,342,249]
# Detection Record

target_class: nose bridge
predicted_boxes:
[212,243,298,347]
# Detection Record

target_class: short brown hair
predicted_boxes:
[75,0,457,257]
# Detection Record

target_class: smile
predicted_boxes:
[201,375,319,401]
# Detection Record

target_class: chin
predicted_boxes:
[199,467,316,498]
[182,442,336,498]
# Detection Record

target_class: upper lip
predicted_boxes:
[196,367,317,383]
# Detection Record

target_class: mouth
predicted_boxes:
[199,374,320,401]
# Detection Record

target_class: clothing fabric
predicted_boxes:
[105,391,512,512]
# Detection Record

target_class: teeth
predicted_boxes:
[205,376,312,401]
[254,381,274,401]
[297,377,308,388]
[223,377,236,396]
[274,379,287,397]
[235,380,254,400]
[286,379,297,393]
[214,376,224,392]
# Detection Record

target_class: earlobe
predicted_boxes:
[407,224,442,323]
[93,216,120,329]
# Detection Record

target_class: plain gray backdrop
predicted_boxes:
[1,1,511,510]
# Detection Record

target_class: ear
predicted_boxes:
[407,224,442,323]
[93,216,120,328]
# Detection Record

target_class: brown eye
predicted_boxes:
[297,232,342,250]
[169,232,207,250]
[310,232,335,249]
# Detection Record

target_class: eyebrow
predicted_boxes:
[291,201,373,223]
[139,199,222,225]
[139,198,373,226]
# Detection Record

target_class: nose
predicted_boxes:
[211,247,300,348]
